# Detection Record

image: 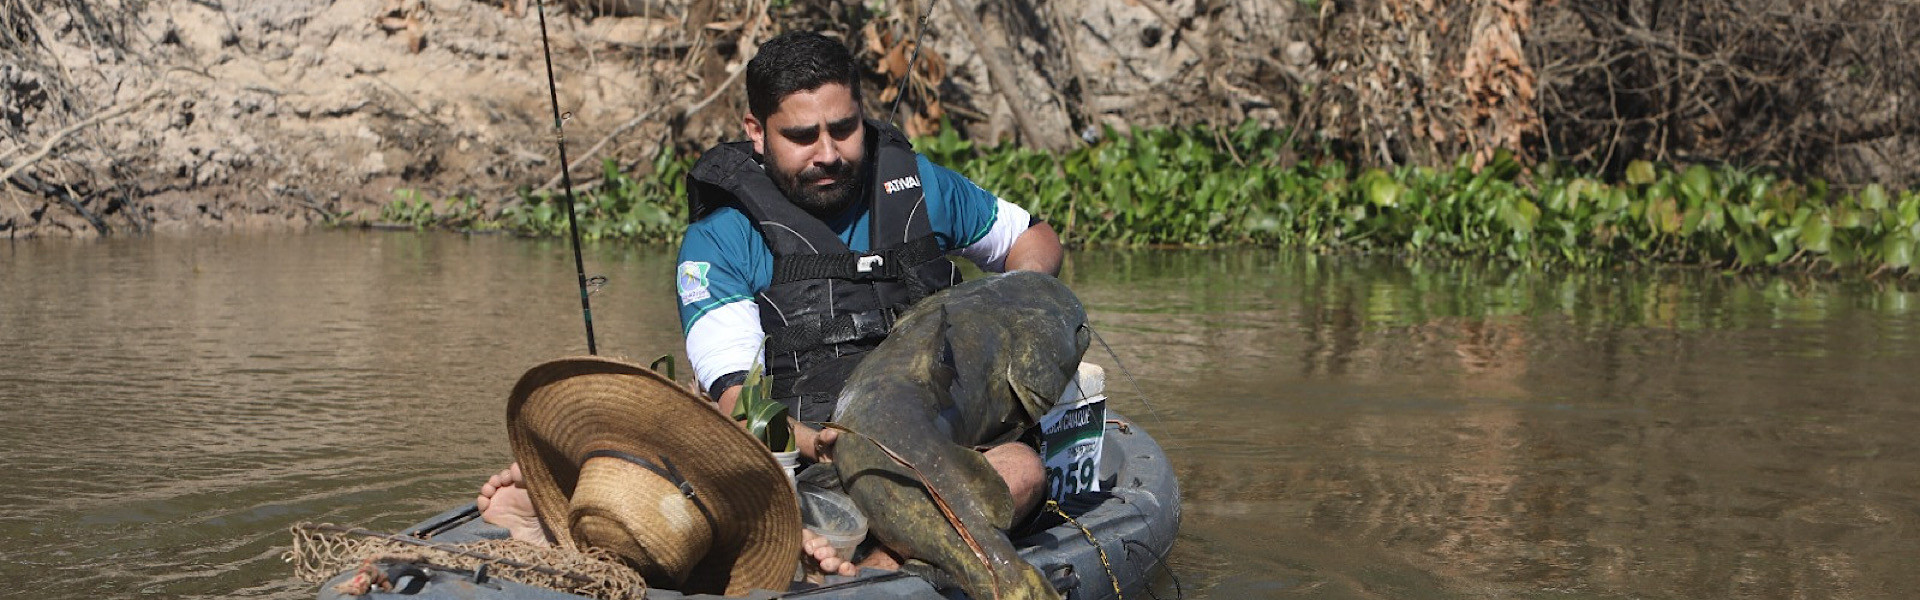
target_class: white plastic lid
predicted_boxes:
[1057,362,1106,402]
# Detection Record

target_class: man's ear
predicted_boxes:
[744,112,765,155]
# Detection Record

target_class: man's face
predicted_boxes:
[746,83,867,218]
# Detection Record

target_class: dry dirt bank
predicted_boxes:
[4,0,1913,238]
[5,0,1263,238]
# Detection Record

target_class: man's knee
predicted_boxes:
[984,442,1045,520]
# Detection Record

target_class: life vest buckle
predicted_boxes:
[856,254,886,273]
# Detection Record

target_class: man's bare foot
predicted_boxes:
[477,463,549,545]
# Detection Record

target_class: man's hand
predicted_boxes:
[798,421,838,462]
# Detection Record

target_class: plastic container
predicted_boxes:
[797,483,867,562]
[773,451,800,492]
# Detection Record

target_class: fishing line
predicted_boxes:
[1087,325,1171,426]
[1124,538,1184,600]
[532,0,599,355]
[887,0,940,125]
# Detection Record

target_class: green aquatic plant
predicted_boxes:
[731,357,794,453]
[370,122,1919,276]
[499,153,688,243]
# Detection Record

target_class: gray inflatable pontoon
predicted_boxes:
[317,414,1179,600]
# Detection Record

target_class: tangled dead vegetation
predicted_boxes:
[890,0,1913,188]
[1532,1,1919,186]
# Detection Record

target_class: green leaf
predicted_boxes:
[1680,165,1713,202]
[732,344,794,451]
[1365,171,1402,207]
[1734,234,1768,267]
[1884,233,1915,268]
[1797,214,1832,254]
[1767,228,1798,265]
[1861,184,1888,210]
[1650,197,1681,234]
[1626,160,1657,185]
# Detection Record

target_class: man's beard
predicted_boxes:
[771,156,864,218]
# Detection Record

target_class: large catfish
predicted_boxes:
[829,270,1089,600]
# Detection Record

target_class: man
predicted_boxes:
[480,30,1063,578]
[676,30,1062,576]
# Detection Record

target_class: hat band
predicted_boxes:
[581,449,719,531]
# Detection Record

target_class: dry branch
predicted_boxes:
[1,87,166,188]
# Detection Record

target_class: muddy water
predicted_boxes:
[3,232,1917,599]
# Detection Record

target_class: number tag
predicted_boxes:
[1039,391,1106,501]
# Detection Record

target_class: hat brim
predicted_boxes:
[506,356,800,596]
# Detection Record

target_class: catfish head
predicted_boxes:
[994,273,1092,427]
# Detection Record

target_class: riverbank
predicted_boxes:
[6,0,1914,240]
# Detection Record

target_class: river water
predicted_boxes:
[3,231,1917,599]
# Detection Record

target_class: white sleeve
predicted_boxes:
[952,198,1033,273]
[686,300,763,393]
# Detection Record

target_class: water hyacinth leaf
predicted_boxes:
[1682,207,1704,236]
[1835,204,1861,229]
[1884,233,1916,268]
[1797,215,1832,253]
[1735,234,1769,267]
[1767,228,1798,265]
[1651,197,1681,234]
[1627,160,1657,185]
[1681,165,1714,202]
[1544,186,1569,212]
[1829,240,1857,266]
[1366,172,1402,207]
[1508,198,1540,233]
[1861,184,1888,210]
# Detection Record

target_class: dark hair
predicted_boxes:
[745,31,863,123]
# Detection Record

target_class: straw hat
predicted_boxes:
[506,356,801,596]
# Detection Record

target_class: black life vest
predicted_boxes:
[686,118,960,423]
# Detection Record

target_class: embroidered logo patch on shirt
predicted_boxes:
[676,261,712,304]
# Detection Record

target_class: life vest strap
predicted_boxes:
[765,307,898,355]
[770,234,944,285]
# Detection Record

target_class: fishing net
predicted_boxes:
[285,523,648,600]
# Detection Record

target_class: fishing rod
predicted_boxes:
[531,0,598,355]
[888,0,939,125]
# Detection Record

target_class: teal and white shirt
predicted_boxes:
[674,156,1033,392]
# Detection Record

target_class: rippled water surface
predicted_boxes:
[3,232,1918,599]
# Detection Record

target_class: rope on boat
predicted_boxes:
[284,522,647,600]
[1044,499,1125,600]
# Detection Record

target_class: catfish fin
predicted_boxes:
[954,444,1019,531]
[928,305,958,395]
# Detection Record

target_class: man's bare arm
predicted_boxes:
[1004,221,1062,275]
[712,384,742,417]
